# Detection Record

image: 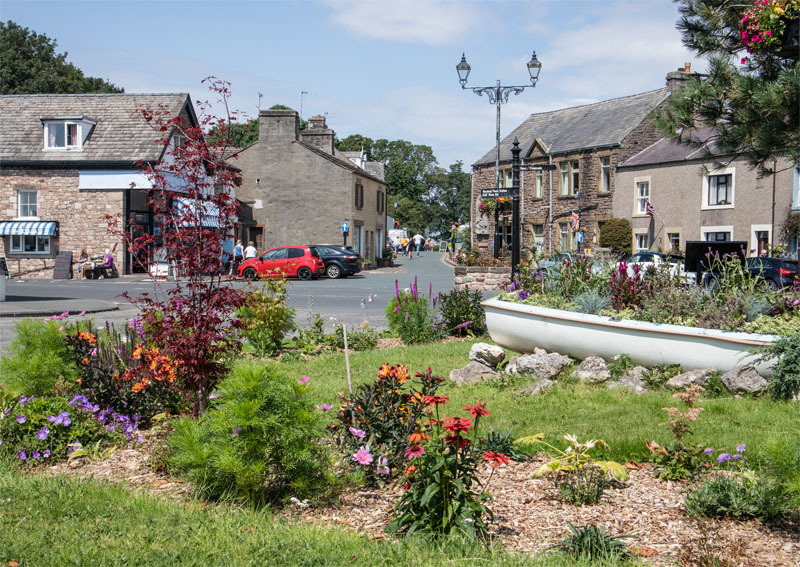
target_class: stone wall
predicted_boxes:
[0,168,124,278]
[453,266,511,292]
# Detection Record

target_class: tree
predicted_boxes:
[335,134,375,160]
[0,21,122,94]
[653,1,799,172]
[424,161,472,237]
[599,218,633,257]
[372,139,439,201]
[207,117,258,148]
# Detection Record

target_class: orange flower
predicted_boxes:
[441,417,471,434]
[76,378,82,385]
[408,431,429,443]
[395,364,410,383]
[132,345,143,360]
[482,451,510,469]
[403,464,416,477]
[378,363,393,379]
[81,358,89,366]
[423,395,449,407]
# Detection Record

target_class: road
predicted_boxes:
[0,251,455,353]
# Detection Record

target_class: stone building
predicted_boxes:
[0,93,200,278]
[231,111,387,263]
[471,65,696,256]
[615,131,800,257]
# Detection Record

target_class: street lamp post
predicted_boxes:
[457,52,541,259]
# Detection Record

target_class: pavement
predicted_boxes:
[0,294,120,318]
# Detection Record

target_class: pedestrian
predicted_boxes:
[230,239,244,275]
[400,235,409,256]
[244,241,258,259]
[413,233,424,257]
[407,237,415,259]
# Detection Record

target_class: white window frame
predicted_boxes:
[599,156,611,193]
[44,121,82,150]
[10,234,51,254]
[634,232,649,252]
[560,223,573,250]
[571,160,580,194]
[634,177,650,216]
[532,224,544,247]
[701,225,734,242]
[17,190,38,219]
[666,231,681,252]
[702,167,735,210]
[560,163,570,195]
[792,164,800,210]
[534,170,543,198]
[750,224,772,256]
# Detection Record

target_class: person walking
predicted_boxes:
[230,239,244,275]
[413,233,424,257]
[407,237,415,260]
[244,241,258,260]
[400,235,409,256]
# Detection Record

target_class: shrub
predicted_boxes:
[334,364,445,480]
[763,436,800,517]
[332,324,380,351]
[388,400,506,540]
[479,428,530,462]
[169,362,332,506]
[385,277,446,344]
[752,332,800,400]
[573,289,611,314]
[0,317,77,395]
[608,262,648,310]
[598,218,632,256]
[293,312,329,355]
[647,386,707,480]
[685,476,781,522]
[606,353,634,380]
[551,255,595,299]
[0,395,133,465]
[238,277,295,357]
[438,289,486,336]
[553,522,632,562]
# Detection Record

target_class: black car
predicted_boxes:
[745,257,799,290]
[309,245,362,278]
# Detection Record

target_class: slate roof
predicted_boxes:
[618,127,719,168]
[473,88,669,167]
[295,141,386,185]
[0,93,192,166]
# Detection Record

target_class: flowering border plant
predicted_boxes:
[740,0,800,59]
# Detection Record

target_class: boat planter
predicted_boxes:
[483,296,777,375]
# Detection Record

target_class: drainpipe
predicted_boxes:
[771,157,777,251]
[547,147,553,254]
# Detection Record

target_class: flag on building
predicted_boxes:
[645,201,655,216]
[570,211,580,231]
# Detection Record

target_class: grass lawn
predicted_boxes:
[278,339,800,464]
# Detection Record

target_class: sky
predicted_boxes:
[3,0,703,169]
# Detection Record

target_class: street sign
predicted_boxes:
[521,164,557,171]
[576,231,584,243]
[480,188,513,198]
[341,222,349,233]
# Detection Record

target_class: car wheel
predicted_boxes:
[326,264,342,279]
[242,267,257,280]
[297,267,312,281]
[764,278,778,292]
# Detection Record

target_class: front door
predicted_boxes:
[128,212,153,273]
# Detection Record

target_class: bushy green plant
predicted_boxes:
[385,277,446,344]
[293,312,329,355]
[438,288,486,336]
[598,218,632,256]
[388,400,505,540]
[479,428,530,462]
[752,332,800,399]
[0,318,77,395]
[521,434,628,506]
[168,361,332,506]
[237,278,295,357]
[0,395,130,465]
[552,522,632,562]
[573,289,611,314]
[551,255,595,299]
[333,324,380,351]
[647,385,707,480]
[334,364,445,480]
[685,476,781,522]
[606,353,634,380]
[763,436,800,517]
[643,364,682,390]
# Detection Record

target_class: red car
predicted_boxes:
[237,246,325,280]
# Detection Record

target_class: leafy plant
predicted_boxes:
[647,385,708,480]
[551,255,595,300]
[385,277,446,344]
[751,331,800,399]
[521,434,628,506]
[606,353,634,380]
[685,476,781,522]
[0,317,77,395]
[333,324,380,351]
[573,289,611,314]
[438,288,486,337]
[644,364,683,390]
[479,428,530,462]
[67,439,118,463]
[552,522,632,562]
[238,276,296,357]
[293,312,329,355]
[763,436,800,517]
[168,361,332,507]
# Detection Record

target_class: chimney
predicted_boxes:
[300,115,335,154]
[666,62,694,95]
[258,109,299,145]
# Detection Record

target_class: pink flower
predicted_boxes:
[58,326,65,331]
[298,376,310,385]
[741,57,748,64]
[349,426,366,438]
[404,444,425,459]
[352,446,373,466]
[765,30,771,37]
[316,403,332,411]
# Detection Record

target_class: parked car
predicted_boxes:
[237,246,325,280]
[309,244,362,279]
[538,252,604,277]
[624,252,687,280]
[745,257,799,290]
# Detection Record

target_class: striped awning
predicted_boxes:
[173,198,221,228]
[0,221,58,236]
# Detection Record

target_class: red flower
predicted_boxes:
[441,417,472,434]
[463,402,491,418]
[423,395,449,407]
[445,434,471,448]
[482,451,510,469]
[404,444,425,459]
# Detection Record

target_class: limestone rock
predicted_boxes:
[507,352,571,380]
[720,366,768,395]
[609,366,648,394]
[574,356,611,383]
[533,347,548,356]
[666,368,714,389]
[469,343,505,368]
[449,361,498,387]
[515,379,555,396]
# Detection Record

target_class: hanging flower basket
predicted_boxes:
[740,0,800,60]
[479,197,512,214]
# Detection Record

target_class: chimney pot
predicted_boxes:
[684,62,691,73]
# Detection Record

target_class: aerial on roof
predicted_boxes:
[472,88,669,167]
[0,93,193,165]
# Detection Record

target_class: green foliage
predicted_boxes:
[237,277,296,357]
[573,289,611,314]
[0,318,76,395]
[608,263,647,310]
[0,396,124,465]
[424,161,472,236]
[206,117,259,148]
[598,218,632,256]
[293,312,329,355]
[685,475,782,522]
[479,428,530,462]
[606,354,634,380]
[333,324,381,351]
[763,436,800,516]
[168,362,332,506]
[647,385,708,480]
[385,278,446,344]
[550,256,595,300]
[438,289,486,336]
[553,522,632,562]
[524,434,628,506]
[0,21,123,94]
[643,364,682,390]
[752,332,800,399]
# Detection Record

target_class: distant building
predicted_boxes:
[231,111,387,263]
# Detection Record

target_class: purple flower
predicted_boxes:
[349,426,366,439]
[36,427,49,440]
[209,393,221,400]
[375,455,390,476]
[230,426,242,438]
[736,444,746,452]
[17,450,26,461]
[42,450,50,459]
[68,394,89,407]
[316,403,333,411]
[67,441,81,456]
[704,448,715,455]
[79,310,86,316]
[717,453,732,464]
[298,376,310,385]
[352,446,373,466]
[48,412,71,427]
[732,454,743,460]
[16,414,26,424]
[18,395,33,405]
[32,450,41,460]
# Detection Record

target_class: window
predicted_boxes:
[173,134,187,157]
[667,232,680,251]
[354,182,363,209]
[44,122,80,149]
[377,191,384,214]
[501,169,513,188]
[571,160,580,193]
[532,224,544,247]
[792,164,799,210]
[636,181,650,214]
[534,170,543,198]
[635,233,649,252]
[11,235,50,254]
[501,225,512,248]
[560,163,569,195]
[708,174,732,205]
[560,223,573,250]
[18,190,37,218]
[287,248,304,259]
[560,161,579,195]
[599,157,611,193]
[706,232,730,242]
[263,248,287,260]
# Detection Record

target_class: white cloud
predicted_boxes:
[322,0,487,46]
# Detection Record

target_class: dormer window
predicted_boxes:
[41,115,97,151]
